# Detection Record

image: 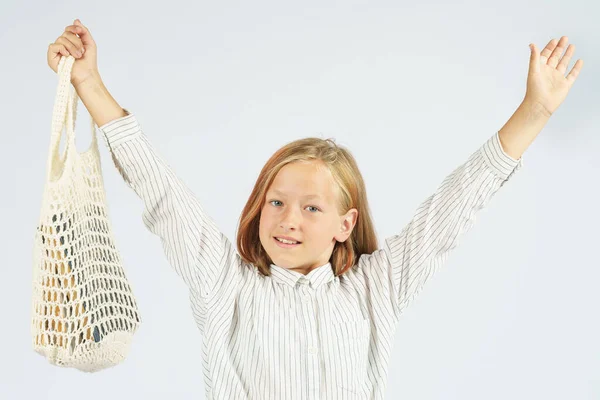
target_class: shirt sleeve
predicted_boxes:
[96,109,241,298]
[357,131,524,321]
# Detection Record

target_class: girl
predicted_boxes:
[47,19,583,399]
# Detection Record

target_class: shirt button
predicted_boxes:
[308,347,318,355]
[302,295,310,303]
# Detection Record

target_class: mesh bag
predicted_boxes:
[31,55,141,372]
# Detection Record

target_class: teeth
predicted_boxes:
[276,237,298,244]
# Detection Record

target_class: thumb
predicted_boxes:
[72,19,94,46]
[529,43,539,75]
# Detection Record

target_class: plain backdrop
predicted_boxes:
[1,0,598,399]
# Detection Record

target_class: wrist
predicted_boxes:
[73,70,103,92]
[521,97,553,119]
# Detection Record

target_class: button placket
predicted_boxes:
[297,281,320,397]
[298,282,317,356]
[299,280,312,306]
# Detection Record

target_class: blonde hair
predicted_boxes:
[236,137,379,277]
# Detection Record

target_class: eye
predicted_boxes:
[268,200,320,213]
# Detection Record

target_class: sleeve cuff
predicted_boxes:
[97,108,142,148]
[479,131,524,181]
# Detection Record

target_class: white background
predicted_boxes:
[2,0,598,398]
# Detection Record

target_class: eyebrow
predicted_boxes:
[269,189,324,200]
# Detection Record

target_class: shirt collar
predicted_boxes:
[269,262,336,289]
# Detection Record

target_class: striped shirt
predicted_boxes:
[97,110,523,399]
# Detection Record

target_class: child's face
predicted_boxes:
[259,160,357,275]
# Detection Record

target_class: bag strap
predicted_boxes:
[47,55,97,181]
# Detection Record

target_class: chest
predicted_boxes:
[203,279,374,396]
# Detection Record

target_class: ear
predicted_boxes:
[334,208,358,243]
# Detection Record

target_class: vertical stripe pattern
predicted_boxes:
[98,110,523,399]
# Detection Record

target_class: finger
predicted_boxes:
[547,36,568,68]
[566,59,584,87]
[56,36,83,58]
[68,21,93,46]
[62,30,84,51]
[48,43,70,59]
[64,25,81,39]
[529,43,540,75]
[539,38,558,65]
[556,44,575,75]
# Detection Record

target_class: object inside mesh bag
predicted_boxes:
[36,205,139,351]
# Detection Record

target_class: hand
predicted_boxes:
[47,19,100,87]
[525,36,584,117]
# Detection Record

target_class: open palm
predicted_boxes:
[526,36,584,117]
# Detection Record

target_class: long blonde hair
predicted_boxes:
[236,137,378,277]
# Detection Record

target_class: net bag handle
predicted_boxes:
[47,55,98,181]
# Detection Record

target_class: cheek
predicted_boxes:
[258,209,272,237]
[314,220,337,242]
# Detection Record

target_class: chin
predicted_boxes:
[269,254,298,269]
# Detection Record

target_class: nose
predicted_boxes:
[279,206,300,231]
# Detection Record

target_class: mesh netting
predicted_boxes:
[31,55,141,372]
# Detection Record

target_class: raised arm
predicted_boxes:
[355,36,582,320]
[48,19,249,299]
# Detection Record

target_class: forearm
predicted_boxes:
[497,99,551,160]
[74,72,127,127]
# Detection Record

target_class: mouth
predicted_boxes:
[273,236,302,248]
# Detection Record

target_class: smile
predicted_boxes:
[273,237,301,248]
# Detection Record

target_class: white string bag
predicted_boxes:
[31,55,141,372]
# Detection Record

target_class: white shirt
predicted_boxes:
[98,110,523,399]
